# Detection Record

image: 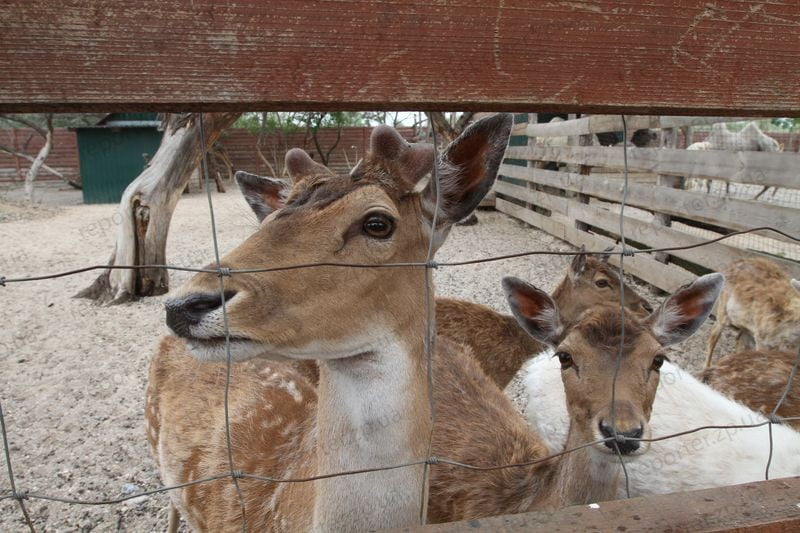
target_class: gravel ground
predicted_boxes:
[0,189,736,531]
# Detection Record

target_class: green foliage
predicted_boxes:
[234,112,366,135]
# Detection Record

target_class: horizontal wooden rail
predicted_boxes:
[499,165,800,245]
[504,146,800,189]
[404,476,800,532]
[525,116,755,138]
[493,181,800,282]
[2,1,800,113]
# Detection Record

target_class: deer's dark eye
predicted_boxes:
[651,354,667,371]
[362,213,395,239]
[556,351,574,370]
[595,279,610,288]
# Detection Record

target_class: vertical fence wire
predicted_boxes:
[609,114,632,499]
[0,400,35,532]
[419,116,442,525]
[198,114,248,531]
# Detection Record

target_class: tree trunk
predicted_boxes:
[23,114,53,203]
[75,112,239,304]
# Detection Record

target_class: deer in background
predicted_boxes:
[436,249,653,388]
[705,258,800,369]
[427,274,722,522]
[145,115,513,532]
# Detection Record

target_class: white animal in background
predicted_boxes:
[521,351,800,498]
[688,122,783,196]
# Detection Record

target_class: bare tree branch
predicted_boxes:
[0,114,48,137]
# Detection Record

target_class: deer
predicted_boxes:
[426,274,722,522]
[522,347,800,498]
[700,348,800,430]
[237,157,653,390]
[145,113,514,532]
[705,258,800,369]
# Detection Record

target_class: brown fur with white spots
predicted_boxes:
[427,274,723,522]
[145,115,513,531]
[705,258,800,368]
[700,348,800,430]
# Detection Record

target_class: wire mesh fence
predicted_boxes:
[1,113,799,532]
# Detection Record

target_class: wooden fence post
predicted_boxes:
[653,127,684,264]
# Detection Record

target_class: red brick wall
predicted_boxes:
[0,128,79,184]
[0,126,416,185]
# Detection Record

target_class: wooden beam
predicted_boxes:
[525,116,756,138]
[2,1,800,113]
[499,164,800,244]
[406,476,800,532]
[505,146,800,189]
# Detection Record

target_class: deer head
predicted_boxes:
[552,246,654,323]
[504,273,724,457]
[164,114,513,363]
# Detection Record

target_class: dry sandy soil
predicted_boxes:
[0,186,736,532]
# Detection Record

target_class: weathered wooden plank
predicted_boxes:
[2,1,800,113]
[505,146,800,189]
[494,180,800,280]
[525,115,755,138]
[499,164,800,244]
[495,197,694,293]
[407,475,800,532]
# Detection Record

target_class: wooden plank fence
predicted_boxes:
[497,114,800,292]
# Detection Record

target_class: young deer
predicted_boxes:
[145,114,513,531]
[523,349,800,499]
[427,274,722,522]
[705,258,800,368]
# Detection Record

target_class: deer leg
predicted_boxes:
[167,503,180,533]
[735,329,755,352]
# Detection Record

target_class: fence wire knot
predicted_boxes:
[0,276,6,287]
[231,470,244,479]
[426,456,440,465]
[217,267,232,278]
[767,413,783,425]
[426,260,439,270]
[620,247,635,257]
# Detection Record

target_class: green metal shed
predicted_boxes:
[74,113,163,204]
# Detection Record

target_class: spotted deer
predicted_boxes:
[700,348,800,430]
[705,258,800,368]
[145,114,513,532]
[426,274,723,522]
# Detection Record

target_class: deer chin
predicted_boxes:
[183,336,290,363]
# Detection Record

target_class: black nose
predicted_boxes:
[599,421,643,455]
[165,291,236,337]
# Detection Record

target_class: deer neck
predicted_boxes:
[312,309,431,531]
[552,423,621,506]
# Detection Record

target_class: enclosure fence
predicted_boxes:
[1,113,799,532]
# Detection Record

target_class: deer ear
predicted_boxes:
[649,273,724,346]
[503,276,563,345]
[426,113,512,226]
[598,246,615,263]
[569,246,587,280]
[285,148,332,181]
[234,171,290,222]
